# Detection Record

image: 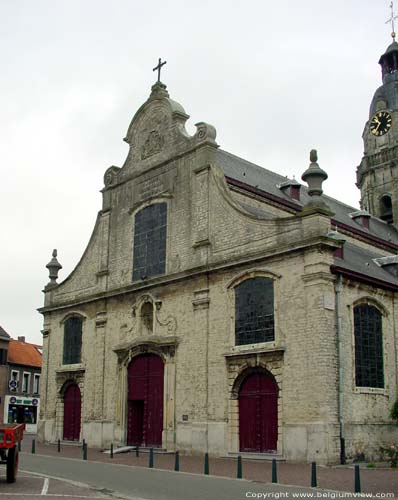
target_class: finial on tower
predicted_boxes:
[385,1,398,40]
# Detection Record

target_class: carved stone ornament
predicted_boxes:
[194,122,217,143]
[103,166,121,188]
[141,130,165,160]
[120,84,218,176]
[119,293,177,339]
[113,335,179,365]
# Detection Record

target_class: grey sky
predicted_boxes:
[0,0,390,344]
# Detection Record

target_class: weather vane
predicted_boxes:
[153,58,167,83]
[385,1,398,40]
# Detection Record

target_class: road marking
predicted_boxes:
[0,494,105,498]
[41,477,49,495]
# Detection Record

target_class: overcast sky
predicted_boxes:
[0,0,392,344]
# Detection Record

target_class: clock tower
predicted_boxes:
[357,40,398,224]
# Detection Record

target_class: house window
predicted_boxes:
[33,374,40,394]
[0,348,7,364]
[235,278,274,345]
[354,304,384,388]
[22,372,30,393]
[133,203,167,281]
[63,316,83,365]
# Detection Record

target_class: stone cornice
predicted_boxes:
[38,236,337,314]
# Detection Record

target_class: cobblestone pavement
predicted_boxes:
[19,435,398,497]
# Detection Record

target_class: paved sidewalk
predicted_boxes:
[21,435,398,496]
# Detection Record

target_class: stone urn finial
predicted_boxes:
[300,149,333,215]
[302,149,328,197]
[45,249,62,289]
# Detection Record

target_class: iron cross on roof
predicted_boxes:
[386,1,398,40]
[153,58,167,82]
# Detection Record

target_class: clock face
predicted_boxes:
[370,111,392,136]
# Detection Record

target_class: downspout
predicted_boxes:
[335,274,345,464]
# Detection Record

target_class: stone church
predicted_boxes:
[38,40,398,464]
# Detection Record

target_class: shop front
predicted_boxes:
[4,395,40,433]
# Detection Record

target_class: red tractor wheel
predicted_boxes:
[6,446,19,483]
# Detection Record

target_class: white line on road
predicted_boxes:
[0,494,105,498]
[41,477,49,495]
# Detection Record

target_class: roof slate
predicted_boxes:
[217,149,398,245]
[216,149,398,289]
[0,326,11,340]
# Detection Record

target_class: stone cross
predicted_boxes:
[386,1,398,40]
[153,58,167,82]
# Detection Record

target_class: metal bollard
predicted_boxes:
[311,462,317,487]
[204,452,209,475]
[149,448,154,468]
[354,464,361,493]
[83,442,87,460]
[31,439,35,454]
[18,441,21,451]
[174,450,180,471]
[135,445,139,457]
[57,439,61,453]
[237,455,242,479]
[272,459,278,483]
[110,443,113,459]
[82,439,86,450]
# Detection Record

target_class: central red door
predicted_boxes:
[127,354,164,447]
[239,372,278,452]
[63,384,81,441]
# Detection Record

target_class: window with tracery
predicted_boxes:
[235,278,274,345]
[133,203,167,281]
[354,304,384,388]
[63,316,83,365]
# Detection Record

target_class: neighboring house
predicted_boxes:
[5,336,42,433]
[38,38,398,463]
[0,326,11,424]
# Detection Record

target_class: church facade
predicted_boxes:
[38,43,398,464]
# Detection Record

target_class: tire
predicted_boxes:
[6,446,18,483]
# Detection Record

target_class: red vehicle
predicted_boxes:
[0,423,24,483]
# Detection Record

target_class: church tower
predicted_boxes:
[357,33,398,224]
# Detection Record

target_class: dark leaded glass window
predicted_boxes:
[235,278,274,346]
[63,316,83,365]
[354,304,384,388]
[133,203,167,281]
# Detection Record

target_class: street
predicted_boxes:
[0,453,380,500]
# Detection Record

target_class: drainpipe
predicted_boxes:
[335,274,346,464]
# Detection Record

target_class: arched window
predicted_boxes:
[380,195,393,224]
[235,278,274,345]
[354,304,384,388]
[63,316,83,365]
[133,203,167,281]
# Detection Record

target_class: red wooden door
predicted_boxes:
[63,384,81,441]
[239,372,278,452]
[127,354,164,447]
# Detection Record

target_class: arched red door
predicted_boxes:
[127,354,164,447]
[63,384,81,441]
[239,372,278,452]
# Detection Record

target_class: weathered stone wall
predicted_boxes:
[338,281,398,461]
[38,84,398,464]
